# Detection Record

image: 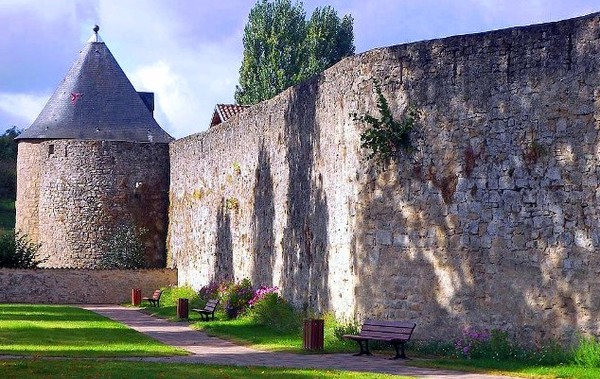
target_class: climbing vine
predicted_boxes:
[351,80,420,165]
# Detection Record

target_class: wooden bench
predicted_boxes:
[192,299,220,321]
[142,289,162,307]
[343,319,416,359]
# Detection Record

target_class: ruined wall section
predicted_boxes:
[17,140,170,268]
[170,13,600,343]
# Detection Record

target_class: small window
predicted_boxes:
[48,144,55,156]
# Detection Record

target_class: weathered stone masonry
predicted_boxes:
[169,13,600,344]
[17,140,170,268]
[0,268,176,304]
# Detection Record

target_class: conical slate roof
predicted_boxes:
[17,33,173,143]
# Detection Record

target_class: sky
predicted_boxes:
[1,1,599,139]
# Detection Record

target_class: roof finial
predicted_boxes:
[88,25,103,43]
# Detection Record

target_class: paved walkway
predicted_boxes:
[83,305,519,379]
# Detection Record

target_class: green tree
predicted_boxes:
[235,0,354,105]
[0,230,43,268]
[0,126,20,199]
[0,126,20,160]
[304,6,354,78]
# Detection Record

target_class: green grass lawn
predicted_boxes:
[0,198,15,233]
[0,304,186,357]
[0,360,409,379]
[412,358,600,379]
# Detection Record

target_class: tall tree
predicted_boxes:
[0,126,20,200]
[235,0,306,105]
[304,6,354,78]
[0,126,19,161]
[235,0,354,105]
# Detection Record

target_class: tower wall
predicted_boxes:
[16,139,169,268]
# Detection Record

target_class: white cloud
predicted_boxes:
[130,61,194,137]
[92,1,243,138]
[0,92,49,126]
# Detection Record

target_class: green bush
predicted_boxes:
[159,285,200,308]
[333,320,360,341]
[248,292,301,332]
[530,340,570,366]
[407,339,455,357]
[573,335,600,368]
[0,230,42,268]
[220,278,254,319]
[351,80,420,165]
[198,280,220,301]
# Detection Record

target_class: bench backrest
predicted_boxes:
[152,290,162,300]
[360,319,416,341]
[204,299,219,312]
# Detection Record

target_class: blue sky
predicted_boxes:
[1,0,598,138]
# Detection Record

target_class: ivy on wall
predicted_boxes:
[351,80,420,165]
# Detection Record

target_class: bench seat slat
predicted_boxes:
[363,320,416,328]
[361,325,414,334]
[360,332,411,340]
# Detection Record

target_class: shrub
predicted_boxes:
[98,223,148,269]
[248,291,301,332]
[333,320,360,341]
[160,285,200,308]
[351,79,420,165]
[529,340,570,366]
[454,327,525,360]
[221,278,254,319]
[0,230,42,268]
[249,285,278,307]
[573,335,600,368]
[198,280,221,301]
[453,327,563,362]
[407,339,455,357]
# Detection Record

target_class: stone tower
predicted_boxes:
[15,28,173,268]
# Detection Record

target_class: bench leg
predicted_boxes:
[353,340,372,357]
[391,341,408,360]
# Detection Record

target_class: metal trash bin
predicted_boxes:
[131,288,141,306]
[177,298,189,319]
[303,318,324,350]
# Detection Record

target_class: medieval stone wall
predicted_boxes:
[16,140,170,268]
[0,268,176,304]
[169,13,600,343]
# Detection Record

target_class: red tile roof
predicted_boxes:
[210,104,250,127]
